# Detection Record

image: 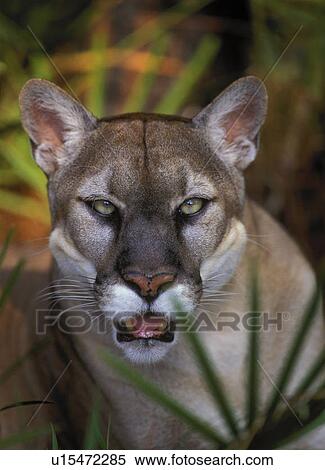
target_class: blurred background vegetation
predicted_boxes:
[0,0,324,271]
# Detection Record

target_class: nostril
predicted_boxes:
[122,272,151,297]
[122,271,176,298]
[129,276,151,297]
[150,273,176,297]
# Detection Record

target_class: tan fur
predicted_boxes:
[1,201,323,448]
[0,77,323,449]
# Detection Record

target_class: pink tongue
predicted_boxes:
[132,317,166,339]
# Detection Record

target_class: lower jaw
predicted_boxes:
[116,336,174,364]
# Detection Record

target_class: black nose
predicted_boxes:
[122,268,177,298]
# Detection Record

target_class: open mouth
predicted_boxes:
[114,313,175,343]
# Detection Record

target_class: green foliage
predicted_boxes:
[86,31,108,117]
[0,427,50,450]
[0,227,14,266]
[175,306,239,439]
[0,0,216,224]
[251,0,325,99]
[0,340,48,386]
[0,228,25,312]
[263,284,322,424]
[50,424,58,450]
[1,0,323,226]
[0,400,53,413]
[277,409,325,448]
[246,264,261,428]
[101,349,226,447]
[0,230,50,449]
[83,394,108,450]
[155,35,219,114]
[123,34,170,113]
[116,0,213,52]
[0,258,24,312]
[101,276,324,450]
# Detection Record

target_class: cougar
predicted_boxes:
[0,76,323,449]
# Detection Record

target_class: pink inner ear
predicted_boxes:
[220,105,255,143]
[32,106,64,149]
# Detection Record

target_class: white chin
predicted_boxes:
[115,338,175,364]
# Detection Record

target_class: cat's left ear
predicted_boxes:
[192,76,267,170]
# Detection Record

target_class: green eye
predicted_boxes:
[92,199,116,216]
[179,198,204,216]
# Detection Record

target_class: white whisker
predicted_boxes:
[55,301,98,320]
[90,311,106,324]
[246,237,270,253]
[37,290,93,301]
[48,297,95,310]
[37,277,91,291]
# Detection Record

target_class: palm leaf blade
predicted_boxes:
[101,348,226,447]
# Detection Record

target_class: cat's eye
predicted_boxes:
[179,198,204,216]
[92,199,116,216]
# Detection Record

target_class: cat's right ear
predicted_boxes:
[19,79,97,175]
[192,76,267,171]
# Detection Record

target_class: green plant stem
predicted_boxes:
[186,330,239,438]
[0,427,50,449]
[293,350,325,399]
[264,285,322,423]
[87,31,107,116]
[117,0,213,52]
[123,34,170,113]
[50,423,59,450]
[101,349,226,447]
[0,228,14,267]
[0,259,25,312]
[155,35,219,114]
[246,265,261,428]
[276,409,325,449]
[0,339,48,386]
